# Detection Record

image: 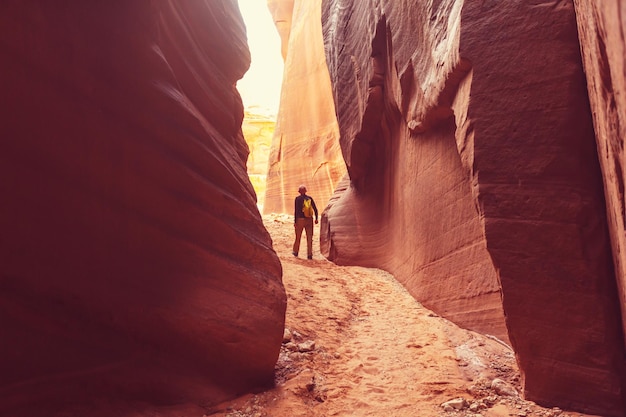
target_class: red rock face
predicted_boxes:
[0,1,286,415]
[321,0,625,415]
[574,0,626,346]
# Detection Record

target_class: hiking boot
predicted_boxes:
[307,255,313,260]
[292,252,298,257]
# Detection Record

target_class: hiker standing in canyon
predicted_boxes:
[292,185,319,259]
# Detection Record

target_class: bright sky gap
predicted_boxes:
[237,0,284,117]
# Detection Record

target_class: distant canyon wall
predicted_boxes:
[321,0,625,415]
[243,111,275,209]
[0,1,286,415]
[264,0,347,214]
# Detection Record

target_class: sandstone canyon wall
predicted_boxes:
[0,1,286,415]
[243,111,275,210]
[573,0,626,347]
[264,0,347,214]
[321,0,625,415]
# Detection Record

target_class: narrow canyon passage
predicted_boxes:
[2,1,624,415]
[209,214,599,417]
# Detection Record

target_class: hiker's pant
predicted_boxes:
[293,217,314,256]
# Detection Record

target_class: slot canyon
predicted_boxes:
[1,1,625,416]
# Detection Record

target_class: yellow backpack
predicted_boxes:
[302,198,314,218]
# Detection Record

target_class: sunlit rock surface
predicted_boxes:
[574,0,626,346]
[0,1,286,415]
[242,110,275,209]
[321,0,625,415]
[263,0,346,214]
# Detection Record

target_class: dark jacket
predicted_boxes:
[294,194,318,222]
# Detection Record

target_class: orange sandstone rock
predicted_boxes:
[321,0,625,415]
[242,110,275,209]
[264,0,347,215]
[0,1,286,415]
[574,0,626,347]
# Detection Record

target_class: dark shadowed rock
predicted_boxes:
[0,1,286,415]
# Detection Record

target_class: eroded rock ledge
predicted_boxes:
[321,0,625,415]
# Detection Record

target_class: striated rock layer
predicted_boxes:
[0,1,286,415]
[321,0,625,415]
[264,0,346,214]
[574,0,626,345]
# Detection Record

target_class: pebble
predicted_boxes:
[298,340,316,352]
[442,397,468,411]
[283,328,292,343]
[284,342,299,352]
[491,378,518,397]
[484,395,498,406]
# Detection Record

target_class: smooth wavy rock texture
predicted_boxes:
[264,0,347,215]
[320,0,625,415]
[0,1,286,415]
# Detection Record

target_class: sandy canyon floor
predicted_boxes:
[206,214,601,417]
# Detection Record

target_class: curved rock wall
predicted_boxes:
[321,0,625,415]
[264,0,346,214]
[0,1,286,415]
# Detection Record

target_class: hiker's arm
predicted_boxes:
[312,198,319,221]
[294,197,298,224]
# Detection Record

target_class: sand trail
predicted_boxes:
[209,214,597,417]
